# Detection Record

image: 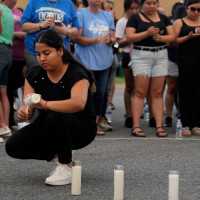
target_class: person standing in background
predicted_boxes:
[74,0,115,135]
[7,7,26,130]
[20,0,80,70]
[0,0,15,141]
[173,0,200,135]
[115,0,139,128]
[126,0,175,137]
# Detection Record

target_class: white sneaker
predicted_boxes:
[0,137,4,143]
[0,126,11,136]
[45,164,72,186]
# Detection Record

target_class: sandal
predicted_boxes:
[182,127,191,136]
[96,126,105,136]
[131,127,146,137]
[191,127,200,135]
[156,127,168,137]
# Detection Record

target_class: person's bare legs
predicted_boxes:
[123,68,134,118]
[165,76,178,118]
[0,88,10,126]
[108,81,115,105]
[132,75,150,135]
[150,76,166,136]
[0,101,6,128]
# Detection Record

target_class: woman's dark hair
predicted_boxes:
[124,0,139,12]
[34,29,95,91]
[140,0,158,6]
[171,2,183,19]
[184,0,200,6]
[82,0,88,7]
[71,0,79,7]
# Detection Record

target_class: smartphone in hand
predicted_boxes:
[54,21,62,27]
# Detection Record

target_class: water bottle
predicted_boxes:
[176,119,182,139]
[106,105,112,124]
[144,105,150,121]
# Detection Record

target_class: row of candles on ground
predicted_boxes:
[72,162,179,200]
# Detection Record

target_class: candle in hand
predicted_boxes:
[24,94,40,106]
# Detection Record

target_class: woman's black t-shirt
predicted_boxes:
[126,13,172,47]
[26,62,96,120]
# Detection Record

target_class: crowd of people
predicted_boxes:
[0,0,199,186]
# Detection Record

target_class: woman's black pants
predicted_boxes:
[6,112,96,164]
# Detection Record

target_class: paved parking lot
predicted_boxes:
[0,89,200,200]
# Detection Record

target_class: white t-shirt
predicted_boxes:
[115,17,133,53]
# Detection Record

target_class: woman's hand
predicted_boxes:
[14,32,27,39]
[147,26,159,37]
[41,17,54,29]
[103,35,111,45]
[94,36,103,44]
[33,97,46,110]
[187,31,200,40]
[17,105,33,121]
[152,34,163,42]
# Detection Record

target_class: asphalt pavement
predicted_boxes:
[0,88,200,200]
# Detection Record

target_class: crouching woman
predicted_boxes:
[6,29,96,186]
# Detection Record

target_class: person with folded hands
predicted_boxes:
[126,0,175,137]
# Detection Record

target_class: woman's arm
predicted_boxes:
[126,26,159,43]
[103,29,116,46]
[152,25,175,43]
[0,10,2,35]
[36,79,90,113]
[74,28,104,46]
[21,17,54,33]
[17,79,35,121]
[117,38,130,48]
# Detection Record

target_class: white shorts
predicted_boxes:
[168,60,179,77]
[131,48,168,77]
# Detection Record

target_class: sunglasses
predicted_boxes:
[187,6,200,13]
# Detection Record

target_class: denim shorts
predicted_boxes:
[131,48,168,77]
[0,44,12,87]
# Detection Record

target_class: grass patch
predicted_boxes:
[115,76,125,84]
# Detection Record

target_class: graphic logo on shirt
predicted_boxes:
[89,19,109,36]
[36,7,65,22]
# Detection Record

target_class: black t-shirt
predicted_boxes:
[26,62,96,120]
[126,13,172,47]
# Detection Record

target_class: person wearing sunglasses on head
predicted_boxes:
[173,0,200,136]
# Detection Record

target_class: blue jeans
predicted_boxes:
[0,44,12,87]
[92,68,110,117]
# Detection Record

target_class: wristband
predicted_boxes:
[66,28,70,37]
[39,22,44,31]
[45,101,47,111]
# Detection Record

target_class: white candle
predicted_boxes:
[168,171,179,200]
[71,161,81,195]
[114,165,124,200]
[24,94,40,106]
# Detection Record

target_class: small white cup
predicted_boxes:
[18,122,30,130]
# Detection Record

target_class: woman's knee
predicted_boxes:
[5,137,19,158]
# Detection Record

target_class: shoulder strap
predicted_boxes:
[140,12,158,27]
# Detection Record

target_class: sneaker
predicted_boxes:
[98,118,112,131]
[0,126,12,136]
[192,127,200,135]
[164,117,172,127]
[45,164,72,186]
[124,117,133,128]
[149,117,156,128]
[0,137,4,143]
